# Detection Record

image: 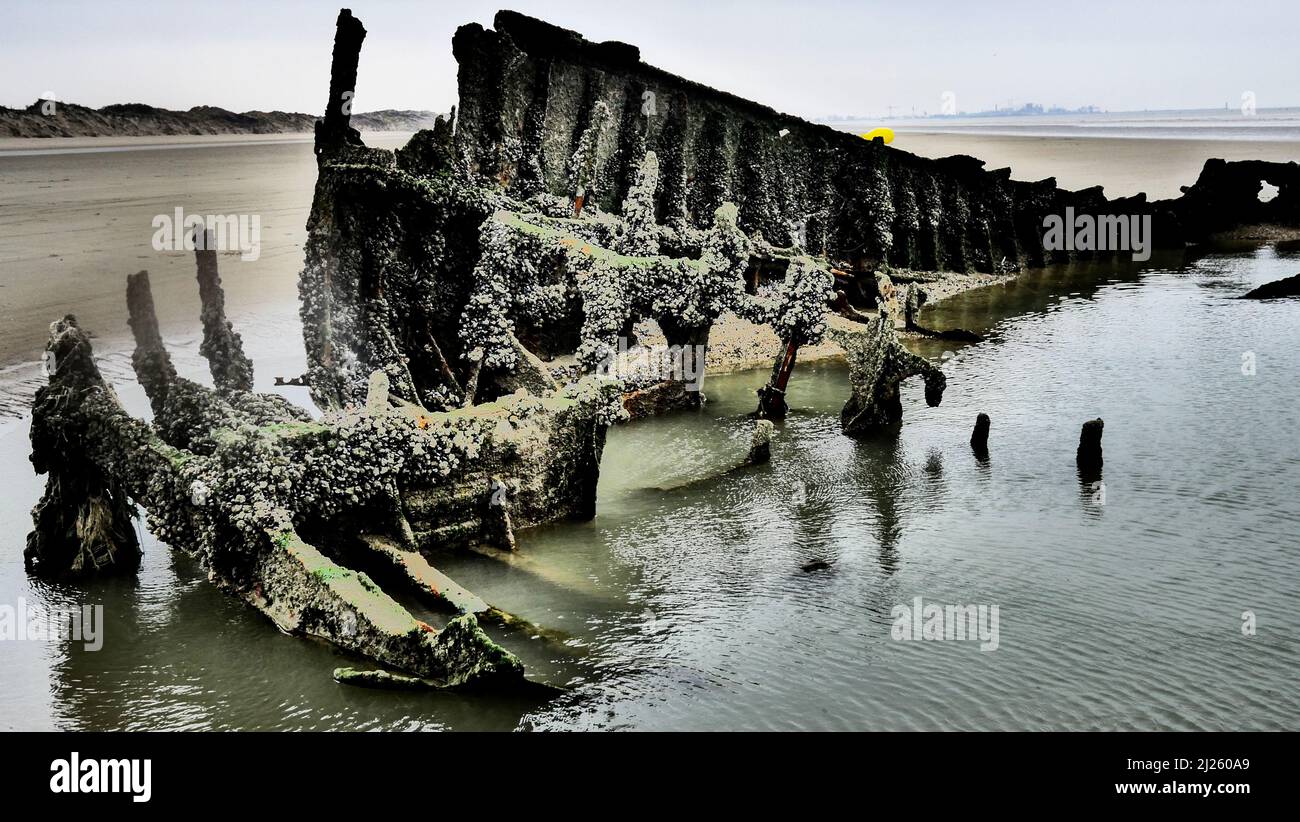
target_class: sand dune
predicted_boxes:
[0,100,443,138]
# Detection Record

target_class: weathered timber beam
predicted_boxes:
[316,8,367,156]
[125,270,177,416]
[25,316,144,577]
[194,228,254,392]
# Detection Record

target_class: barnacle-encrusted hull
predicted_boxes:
[305,9,1300,441]
[452,11,1300,269]
[26,299,615,684]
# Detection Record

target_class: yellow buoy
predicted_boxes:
[859,127,895,144]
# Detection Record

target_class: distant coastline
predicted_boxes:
[822,107,1300,143]
[820,103,1103,122]
[0,99,445,138]
[818,104,1296,123]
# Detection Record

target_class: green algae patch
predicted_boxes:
[311,566,353,583]
[261,420,331,438]
[493,210,709,273]
[161,444,195,470]
[274,527,421,636]
[209,428,245,448]
[333,666,440,690]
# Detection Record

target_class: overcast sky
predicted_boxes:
[3,0,1297,118]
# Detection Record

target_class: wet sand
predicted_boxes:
[0,132,413,421]
[887,132,1300,200]
[0,132,413,361]
[0,133,321,155]
[1,130,1296,417]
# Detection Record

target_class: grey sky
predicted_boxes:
[3,0,1297,118]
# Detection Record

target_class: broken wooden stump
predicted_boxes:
[1077,418,1105,478]
[747,419,775,465]
[1240,272,1300,299]
[756,341,798,420]
[827,314,946,437]
[971,412,990,457]
[125,271,176,416]
[750,258,837,420]
[194,227,254,392]
[315,7,368,156]
[25,316,142,577]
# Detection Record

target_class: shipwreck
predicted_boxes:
[25,8,1300,686]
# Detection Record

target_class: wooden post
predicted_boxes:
[971,412,990,451]
[194,228,254,392]
[756,339,799,419]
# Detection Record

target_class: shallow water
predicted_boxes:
[1,245,1296,731]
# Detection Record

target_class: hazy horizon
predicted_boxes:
[3,0,1298,121]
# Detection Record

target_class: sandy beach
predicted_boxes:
[0,132,417,420]
[0,130,414,358]
[885,132,1300,200]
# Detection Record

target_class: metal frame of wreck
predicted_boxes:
[23,7,1300,689]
